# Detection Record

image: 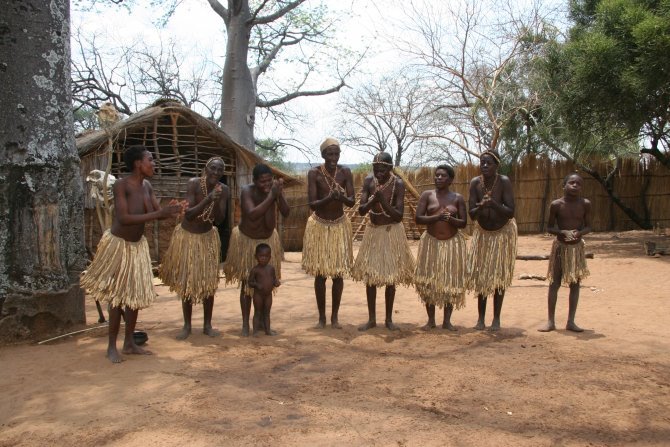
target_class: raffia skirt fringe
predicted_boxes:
[414,231,467,309]
[222,226,282,296]
[351,222,415,287]
[466,219,518,296]
[159,225,220,304]
[80,230,155,310]
[302,213,353,278]
[547,239,590,285]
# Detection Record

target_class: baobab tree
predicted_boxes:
[73,0,361,149]
[0,0,87,339]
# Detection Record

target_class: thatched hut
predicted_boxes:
[76,101,299,262]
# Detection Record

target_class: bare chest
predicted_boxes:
[317,168,346,194]
[125,183,152,214]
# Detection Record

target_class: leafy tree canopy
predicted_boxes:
[555,0,670,165]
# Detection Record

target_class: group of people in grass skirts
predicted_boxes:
[82,139,592,363]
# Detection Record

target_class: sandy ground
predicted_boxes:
[1,231,669,447]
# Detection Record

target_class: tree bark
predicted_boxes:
[640,144,670,169]
[0,0,87,340]
[220,1,256,150]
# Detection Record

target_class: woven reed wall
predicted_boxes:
[392,156,670,233]
[278,156,670,251]
[280,184,311,252]
[80,115,238,208]
[80,114,239,262]
[84,154,668,256]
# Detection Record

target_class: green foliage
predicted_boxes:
[352,163,372,175]
[493,22,559,164]
[537,37,637,162]
[73,106,99,134]
[72,0,181,26]
[568,0,601,29]
[254,139,296,174]
[556,0,670,162]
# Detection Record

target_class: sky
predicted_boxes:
[72,1,405,164]
[71,0,567,165]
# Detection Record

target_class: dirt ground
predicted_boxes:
[1,231,669,447]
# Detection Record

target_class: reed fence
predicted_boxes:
[279,156,670,251]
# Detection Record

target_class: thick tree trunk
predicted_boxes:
[220,3,256,150]
[0,0,87,340]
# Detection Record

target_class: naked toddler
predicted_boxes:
[248,243,281,336]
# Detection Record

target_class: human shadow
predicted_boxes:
[307,320,528,347]
[557,328,605,341]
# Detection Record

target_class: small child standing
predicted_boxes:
[248,243,281,336]
[539,173,591,333]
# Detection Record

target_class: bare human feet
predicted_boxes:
[566,321,584,332]
[122,343,153,356]
[315,319,326,329]
[489,319,501,332]
[241,325,250,337]
[331,319,342,329]
[538,321,556,332]
[176,325,192,340]
[253,328,277,337]
[422,320,436,331]
[474,320,486,330]
[358,320,376,331]
[442,322,457,331]
[385,320,400,331]
[106,346,123,363]
[203,325,220,337]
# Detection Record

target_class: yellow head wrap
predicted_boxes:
[320,137,340,155]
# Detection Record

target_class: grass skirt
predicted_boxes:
[466,219,518,296]
[351,222,415,287]
[80,230,155,310]
[159,225,220,304]
[414,231,467,309]
[302,213,353,278]
[547,239,590,286]
[222,226,282,296]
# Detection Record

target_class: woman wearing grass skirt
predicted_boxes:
[414,164,468,331]
[352,152,415,331]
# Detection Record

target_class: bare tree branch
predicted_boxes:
[206,0,229,24]
[71,29,133,116]
[338,71,445,166]
[257,80,345,108]
[251,0,306,26]
[395,0,549,161]
[71,28,221,124]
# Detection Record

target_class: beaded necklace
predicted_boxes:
[369,173,397,217]
[320,164,344,193]
[197,176,216,223]
[480,173,498,199]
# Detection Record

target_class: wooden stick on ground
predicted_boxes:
[519,274,547,280]
[516,253,594,261]
[37,324,109,345]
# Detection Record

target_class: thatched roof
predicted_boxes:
[76,101,300,186]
